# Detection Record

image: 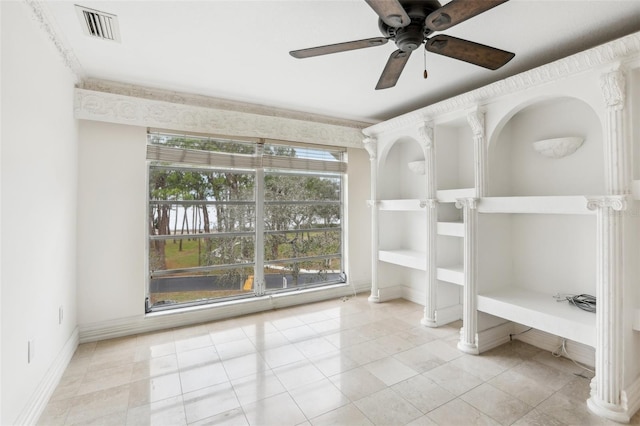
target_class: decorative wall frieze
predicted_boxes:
[81,79,374,130]
[24,0,83,80]
[366,200,379,208]
[74,88,366,148]
[420,199,438,209]
[363,32,640,137]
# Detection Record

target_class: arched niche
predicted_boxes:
[377,136,426,200]
[487,96,604,196]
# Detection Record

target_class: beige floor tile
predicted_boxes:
[488,369,556,407]
[449,353,510,382]
[422,363,483,396]
[341,341,389,366]
[222,352,269,380]
[273,359,326,391]
[391,375,455,414]
[182,382,240,424]
[242,392,306,426]
[511,408,567,426]
[131,354,179,381]
[126,395,186,426]
[510,359,576,391]
[427,398,500,426]
[77,363,134,396]
[176,346,219,369]
[393,345,446,373]
[294,336,338,358]
[420,339,464,362]
[363,356,419,386]
[260,343,306,368]
[215,338,256,361]
[460,383,532,425]
[323,328,370,349]
[537,392,615,425]
[209,327,248,345]
[232,370,286,406]
[308,318,342,335]
[65,384,131,425]
[36,397,73,426]
[174,333,213,353]
[289,378,350,419]
[281,324,321,343]
[328,366,387,401]
[179,362,229,394]
[248,330,290,351]
[128,373,183,407]
[134,341,177,362]
[189,407,249,426]
[310,403,373,426]
[353,388,423,426]
[309,350,360,377]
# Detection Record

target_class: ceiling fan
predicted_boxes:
[289,0,515,90]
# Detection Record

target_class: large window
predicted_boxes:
[147,131,346,311]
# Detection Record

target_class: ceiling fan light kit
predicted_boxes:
[289,0,515,90]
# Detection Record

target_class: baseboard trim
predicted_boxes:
[15,327,79,425]
[478,322,513,353]
[80,281,370,342]
[514,327,595,367]
[435,304,463,326]
[376,285,404,303]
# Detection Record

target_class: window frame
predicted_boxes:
[146,130,347,312]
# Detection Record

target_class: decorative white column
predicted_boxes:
[467,108,486,197]
[586,66,630,423]
[364,137,380,303]
[455,197,479,354]
[418,123,439,327]
[586,196,628,422]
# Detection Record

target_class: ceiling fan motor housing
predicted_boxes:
[378,0,441,52]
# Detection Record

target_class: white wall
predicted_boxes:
[1,2,78,424]
[77,121,148,326]
[76,121,372,329]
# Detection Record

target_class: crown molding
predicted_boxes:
[23,0,83,81]
[363,31,640,137]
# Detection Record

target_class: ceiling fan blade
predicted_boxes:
[426,35,514,70]
[376,49,412,90]
[425,0,508,31]
[365,0,411,28]
[290,37,388,59]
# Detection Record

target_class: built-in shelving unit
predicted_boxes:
[364,32,640,422]
[477,286,596,347]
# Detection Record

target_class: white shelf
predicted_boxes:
[436,265,464,285]
[378,199,425,211]
[437,188,476,203]
[437,221,464,237]
[478,196,595,215]
[477,286,596,347]
[379,249,425,270]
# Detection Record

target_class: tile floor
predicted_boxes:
[38,294,639,426]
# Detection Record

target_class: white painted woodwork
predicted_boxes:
[365,31,640,422]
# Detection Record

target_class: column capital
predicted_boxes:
[600,69,626,111]
[455,197,479,210]
[420,199,438,208]
[466,108,485,137]
[366,200,379,208]
[586,196,628,212]
[363,137,377,160]
[417,123,434,149]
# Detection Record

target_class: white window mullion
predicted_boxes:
[254,147,265,296]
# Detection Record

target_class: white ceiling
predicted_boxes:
[43,0,640,123]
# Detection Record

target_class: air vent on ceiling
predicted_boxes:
[75,5,121,42]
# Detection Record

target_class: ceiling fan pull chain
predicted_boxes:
[423,46,428,79]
